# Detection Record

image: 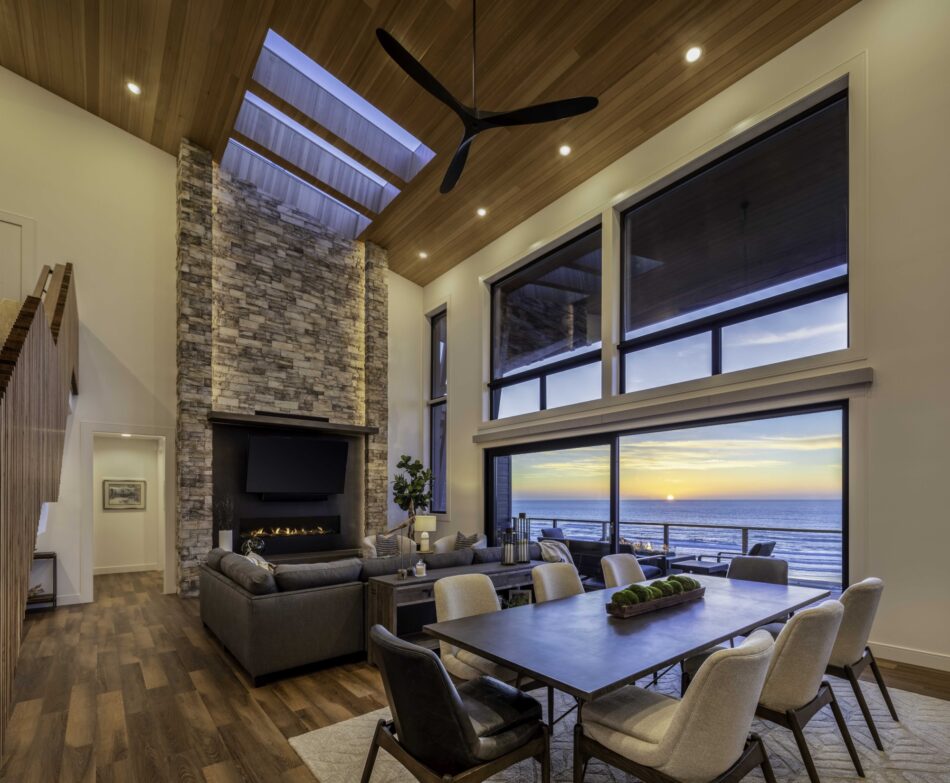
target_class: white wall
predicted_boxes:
[93,436,164,574]
[0,66,178,603]
[386,270,425,526]
[422,0,950,669]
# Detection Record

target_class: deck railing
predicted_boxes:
[511,516,842,587]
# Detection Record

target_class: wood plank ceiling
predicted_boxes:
[0,0,859,285]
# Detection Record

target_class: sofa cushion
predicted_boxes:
[206,548,229,571]
[273,558,362,591]
[473,543,542,564]
[473,546,502,563]
[360,556,406,580]
[219,552,278,595]
[423,549,474,570]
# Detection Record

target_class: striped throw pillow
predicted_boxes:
[455,531,480,550]
[375,534,400,558]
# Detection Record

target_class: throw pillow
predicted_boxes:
[244,552,275,573]
[205,548,228,571]
[219,552,278,595]
[454,531,480,550]
[375,533,401,557]
[273,558,363,591]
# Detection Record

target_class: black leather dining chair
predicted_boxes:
[363,625,550,783]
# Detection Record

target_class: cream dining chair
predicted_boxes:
[575,631,776,783]
[600,553,646,589]
[756,600,863,783]
[825,577,898,750]
[532,562,584,603]
[433,574,518,684]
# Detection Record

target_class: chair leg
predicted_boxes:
[680,668,691,697]
[360,720,384,783]
[788,709,821,783]
[845,665,884,751]
[547,686,554,728]
[539,723,551,783]
[572,722,586,783]
[867,649,899,722]
[829,685,865,777]
[760,746,778,783]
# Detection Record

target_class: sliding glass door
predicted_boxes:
[486,404,845,586]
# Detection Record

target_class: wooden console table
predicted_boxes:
[366,560,540,666]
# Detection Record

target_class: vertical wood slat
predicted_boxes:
[0,263,78,758]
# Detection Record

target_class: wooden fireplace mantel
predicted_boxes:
[208,411,379,437]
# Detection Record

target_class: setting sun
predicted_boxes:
[666,494,675,501]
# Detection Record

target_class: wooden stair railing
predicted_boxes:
[0,263,78,757]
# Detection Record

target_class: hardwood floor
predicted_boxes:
[1,571,947,782]
[0,572,386,783]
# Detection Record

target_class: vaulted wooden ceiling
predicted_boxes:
[0,0,859,285]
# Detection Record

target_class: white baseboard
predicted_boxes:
[93,563,159,576]
[56,592,83,606]
[870,640,950,672]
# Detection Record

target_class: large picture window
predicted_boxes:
[621,91,849,393]
[490,227,602,418]
[428,310,447,514]
[486,404,846,587]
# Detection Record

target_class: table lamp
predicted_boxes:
[414,515,437,553]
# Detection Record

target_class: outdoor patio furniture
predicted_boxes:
[670,559,729,576]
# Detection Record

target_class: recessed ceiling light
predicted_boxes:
[476,207,487,217]
[121,433,132,438]
[126,81,142,95]
[559,144,572,156]
[685,46,702,63]
[418,251,428,259]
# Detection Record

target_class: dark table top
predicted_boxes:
[424,575,829,700]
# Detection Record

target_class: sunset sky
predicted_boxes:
[511,410,843,501]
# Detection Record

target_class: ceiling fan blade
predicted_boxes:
[376,28,464,115]
[485,96,598,127]
[440,135,476,193]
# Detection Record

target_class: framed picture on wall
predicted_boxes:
[102,479,147,510]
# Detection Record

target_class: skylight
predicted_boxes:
[221,139,371,239]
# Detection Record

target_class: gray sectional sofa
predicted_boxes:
[199,544,540,683]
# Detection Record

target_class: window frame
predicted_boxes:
[619,89,849,395]
[427,309,447,514]
[489,225,603,419]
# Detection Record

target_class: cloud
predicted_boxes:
[732,322,846,346]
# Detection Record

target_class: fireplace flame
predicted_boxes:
[246,526,333,538]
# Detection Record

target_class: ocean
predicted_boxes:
[509,498,843,586]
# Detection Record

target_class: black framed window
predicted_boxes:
[490,227,602,418]
[486,402,847,588]
[621,91,849,393]
[429,310,447,513]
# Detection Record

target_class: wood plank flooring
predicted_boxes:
[1,571,947,782]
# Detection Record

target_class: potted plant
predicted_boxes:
[391,455,433,540]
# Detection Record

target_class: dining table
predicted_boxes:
[424,574,830,709]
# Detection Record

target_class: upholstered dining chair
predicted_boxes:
[532,562,584,603]
[574,631,776,783]
[681,556,789,692]
[361,533,417,558]
[600,553,646,589]
[434,574,518,684]
[825,577,898,750]
[364,625,550,783]
[756,600,863,783]
[433,533,488,553]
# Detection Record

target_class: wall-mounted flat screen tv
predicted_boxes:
[246,436,348,499]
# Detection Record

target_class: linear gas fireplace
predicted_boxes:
[239,516,342,555]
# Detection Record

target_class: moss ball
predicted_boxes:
[651,580,674,597]
[647,586,664,600]
[666,579,684,594]
[627,584,654,602]
[670,574,700,591]
[612,590,638,607]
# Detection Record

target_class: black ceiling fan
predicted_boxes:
[376,0,598,193]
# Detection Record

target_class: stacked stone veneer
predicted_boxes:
[176,139,389,595]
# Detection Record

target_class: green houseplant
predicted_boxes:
[391,455,434,538]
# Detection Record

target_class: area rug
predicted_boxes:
[289,668,950,782]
